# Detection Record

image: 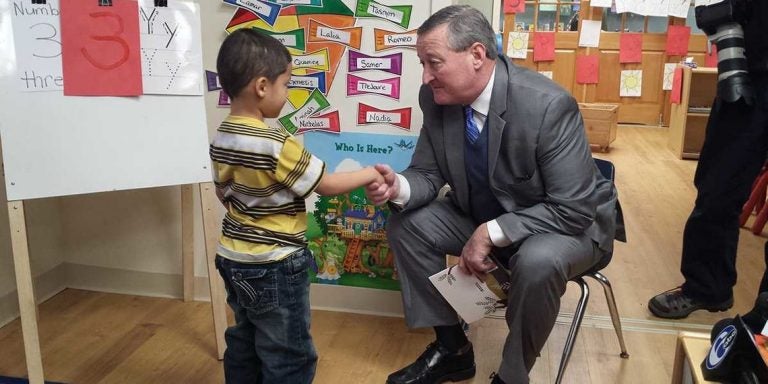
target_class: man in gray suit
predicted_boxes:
[365,5,621,384]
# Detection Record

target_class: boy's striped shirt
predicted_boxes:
[210,115,325,263]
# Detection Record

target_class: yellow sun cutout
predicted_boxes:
[512,38,525,50]
[620,70,642,97]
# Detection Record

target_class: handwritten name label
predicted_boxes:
[368,3,404,23]
[273,34,297,47]
[289,76,320,89]
[293,54,326,68]
[317,26,351,45]
[357,81,392,95]
[238,0,270,15]
[298,118,331,129]
[357,58,391,70]
[384,33,416,46]
[291,99,322,124]
[366,111,401,124]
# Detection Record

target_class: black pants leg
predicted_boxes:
[681,75,768,302]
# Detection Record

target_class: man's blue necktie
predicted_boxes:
[464,105,480,144]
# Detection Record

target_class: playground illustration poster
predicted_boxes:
[304,131,416,290]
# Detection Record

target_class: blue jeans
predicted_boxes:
[215,249,317,384]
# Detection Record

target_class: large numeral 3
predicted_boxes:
[81,11,129,70]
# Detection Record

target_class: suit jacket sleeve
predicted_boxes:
[496,93,600,244]
[399,87,447,210]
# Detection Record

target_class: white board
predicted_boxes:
[0,0,211,201]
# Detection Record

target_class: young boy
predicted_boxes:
[211,29,384,384]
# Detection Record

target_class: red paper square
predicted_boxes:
[576,55,599,84]
[667,25,691,56]
[671,67,683,104]
[504,0,525,14]
[705,43,718,67]
[619,33,642,64]
[534,32,555,62]
[61,0,143,96]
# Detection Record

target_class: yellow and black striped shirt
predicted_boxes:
[210,115,325,263]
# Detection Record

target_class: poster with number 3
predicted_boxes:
[61,0,143,96]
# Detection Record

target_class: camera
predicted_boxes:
[694,0,754,104]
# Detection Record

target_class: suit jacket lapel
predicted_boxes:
[444,105,469,211]
[488,58,509,179]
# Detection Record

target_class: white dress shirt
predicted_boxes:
[391,69,512,247]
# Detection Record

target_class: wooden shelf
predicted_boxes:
[668,66,717,160]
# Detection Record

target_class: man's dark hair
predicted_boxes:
[417,5,498,59]
[216,28,292,98]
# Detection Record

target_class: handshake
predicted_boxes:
[363,163,401,206]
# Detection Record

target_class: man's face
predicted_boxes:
[416,24,478,105]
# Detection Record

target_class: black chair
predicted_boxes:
[555,158,629,384]
[487,158,629,383]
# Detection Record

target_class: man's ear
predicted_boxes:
[469,42,487,69]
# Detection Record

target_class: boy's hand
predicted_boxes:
[371,167,385,186]
[365,163,399,205]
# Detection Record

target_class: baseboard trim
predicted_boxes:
[0,263,405,325]
[0,263,68,327]
[309,283,404,318]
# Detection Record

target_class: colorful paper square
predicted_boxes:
[504,0,525,14]
[576,55,599,84]
[61,0,143,96]
[533,32,555,62]
[666,25,691,56]
[619,33,642,64]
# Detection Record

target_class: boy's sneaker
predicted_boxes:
[648,287,733,319]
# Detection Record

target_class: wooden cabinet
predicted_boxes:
[579,103,619,152]
[671,332,718,384]
[668,66,718,160]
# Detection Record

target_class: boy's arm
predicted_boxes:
[315,167,384,196]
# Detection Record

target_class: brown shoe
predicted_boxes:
[648,287,733,319]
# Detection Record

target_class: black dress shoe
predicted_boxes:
[386,341,476,384]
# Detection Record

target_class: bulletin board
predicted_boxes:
[0,0,211,201]
[207,0,435,290]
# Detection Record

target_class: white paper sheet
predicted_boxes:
[662,63,676,90]
[614,0,630,13]
[578,20,602,48]
[429,266,500,324]
[668,0,692,18]
[644,0,671,17]
[591,0,613,7]
[620,69,643,97]
[139,0,203,95]
[506,31,529,59]
[11,0,63,92]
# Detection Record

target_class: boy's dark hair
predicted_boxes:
[216,29,292,98]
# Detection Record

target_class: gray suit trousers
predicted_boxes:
[388,198,604,384]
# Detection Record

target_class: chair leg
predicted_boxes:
[589,272,629,359]
[555,277,589,384]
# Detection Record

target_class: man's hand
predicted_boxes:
[459,223,497,280]
[365,163,400,206]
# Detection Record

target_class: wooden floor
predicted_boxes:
[1,125,766,383]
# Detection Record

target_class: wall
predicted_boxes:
[1,0,467,327]
[0,145,68,326]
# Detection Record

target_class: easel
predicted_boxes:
[8,182,229,384]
